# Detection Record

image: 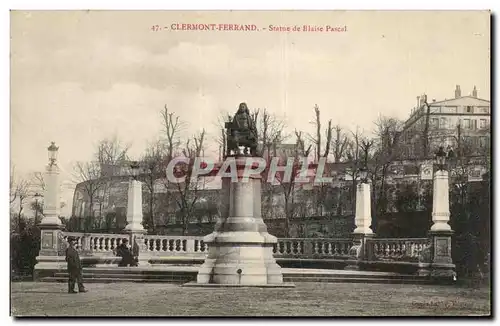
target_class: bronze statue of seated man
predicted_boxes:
[225,102,258,156]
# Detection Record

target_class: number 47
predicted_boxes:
[151,25,160,31]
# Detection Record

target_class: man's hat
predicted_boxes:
[122,238,129,243]
[67,236,77,242]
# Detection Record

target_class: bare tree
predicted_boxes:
[140,140,166,233]
[306,105,334,215]
[250,108,288,159]
[371,116,403,218]
[331,125,349,163]
[73,161,104,232]
[10,165,18,205]
[10,169,30,232]
[95,135,131,165]
[161,105,184,162]
[344,127,363,213]
[172,129,206,235]
[307,104,333,160]
[268,131,312,236]
[30,172,46,193]
[213,111,232,160]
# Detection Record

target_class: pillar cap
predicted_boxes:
[428,230,454,236]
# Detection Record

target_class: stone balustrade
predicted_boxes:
[366,238,430,262]
[143,235,208,256]
[63,232,128,256]
[273,238,353,259]
[59,232,428,265]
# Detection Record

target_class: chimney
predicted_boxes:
[416,96,420,108]
[455,85,461,98]
[422,94,427,104]
[472,86,478,98]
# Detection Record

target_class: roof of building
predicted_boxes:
[428,96,490,107]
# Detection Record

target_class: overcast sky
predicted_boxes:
[10,10,490,213]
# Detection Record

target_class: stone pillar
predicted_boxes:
[195,156,291,287]
[345,182,374,270]
[429,170,455,280]
[353,183,374,235]
[124,179,150,266]
[34,161,65,279]
[431,170,452,231]
[40,164,62,227]
[124,179,144,232]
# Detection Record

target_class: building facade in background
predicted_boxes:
[402,85,490,159]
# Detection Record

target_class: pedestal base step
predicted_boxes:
[183,281,295,288]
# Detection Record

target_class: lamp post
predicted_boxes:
[435,146,447,171]
[124,161,149,266]
[429,145,456,281]
[130,161,140,181]
[34,142,65,279]
[48,142,59,167]
[358,165,369,184]
[40,142,62,227]
[345,163,374,271]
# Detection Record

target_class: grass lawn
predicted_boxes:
[11,281,490,317]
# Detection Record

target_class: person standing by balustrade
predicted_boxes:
[65,237,87,294]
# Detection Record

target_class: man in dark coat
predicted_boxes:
[65,237,87,293]
[116,239,138,267]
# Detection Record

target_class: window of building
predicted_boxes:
[443,106,458,114]
[465,106,473,113]
[440,117,447,129]
[478,106,489,114]
[430,106,441,114]
[480,119,487,129]
[431,118,439,128]
[463,119,471,129]
[479,136,489,148]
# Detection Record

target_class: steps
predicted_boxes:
[37,266,433,285]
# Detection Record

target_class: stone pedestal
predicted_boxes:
[429,230,455,280]
[345,182,374,271]
[124,179,150,266]
[195,156,291,287]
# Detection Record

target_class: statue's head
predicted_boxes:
[238,102,248,114]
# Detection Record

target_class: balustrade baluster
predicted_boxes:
[401,242,406,257]
[385,243,390,257]
[326,242,332,255]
